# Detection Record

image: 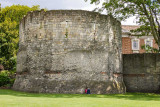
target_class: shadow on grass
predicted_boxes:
[0,89,160,101]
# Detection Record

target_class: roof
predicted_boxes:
[0,65,4,71]
[122,25,140,35]
[122,25,140,31]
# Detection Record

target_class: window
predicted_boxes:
[132,39,139,50]
[145,38,153,47]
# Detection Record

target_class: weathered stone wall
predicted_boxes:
[123,54,160,93]
[13,10,125,94]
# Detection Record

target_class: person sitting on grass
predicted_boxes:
[85,88,87,94]
[87,88,90,94]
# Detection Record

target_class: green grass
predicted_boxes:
[0,89,160,107]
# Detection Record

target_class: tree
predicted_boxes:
[0,5,40,70]
[85,0,160,50]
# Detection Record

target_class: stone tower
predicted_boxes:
[13,10,126,94]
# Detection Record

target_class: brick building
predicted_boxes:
[122,25,158,54]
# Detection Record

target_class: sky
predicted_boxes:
[1,0,137,25]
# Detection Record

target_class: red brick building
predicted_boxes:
[122,25,158,54]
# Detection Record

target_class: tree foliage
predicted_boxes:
[0,5,40,70]
[86,0,160,50]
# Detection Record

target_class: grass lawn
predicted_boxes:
[0,89,160,107]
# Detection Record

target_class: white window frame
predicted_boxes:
[132,38,140,50]
[145,38,153,48]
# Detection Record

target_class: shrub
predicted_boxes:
[0,70,15,88]
[0,71,10,87]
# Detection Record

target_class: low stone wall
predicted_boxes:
[123,54,160,93]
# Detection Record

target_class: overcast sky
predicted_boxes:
[1,0,136,25]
